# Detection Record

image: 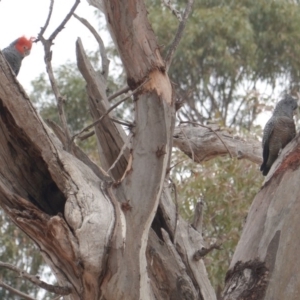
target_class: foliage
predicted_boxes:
[4,0,300,297]
[147,0,300,127]
[171,150,263,293]
[0,211,54,299]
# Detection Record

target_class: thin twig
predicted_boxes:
[78,130,95,141]
[39,0,54,38]
[179,125,195,161]
[180,121,233,158]
[107,133,132,173]
[49,0,80,41]
[38,0,80,151]
[168,158,187,172]
[72,95,131,142]
[165,0,194,71]
[77,118,134,140]
[192,200,204,235]
[162,0,182,21]
[0,261,71,295]
[71,79,149,144]
[0,280,37,300]
[193,242,222,261]
[73,13,110,79]
[108,86,131,101]
[109,117,134,128]
[169,178,179,244]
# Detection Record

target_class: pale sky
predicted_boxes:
[0,0,277,127]
[0,0,105,91]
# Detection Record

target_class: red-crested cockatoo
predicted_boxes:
[2,36,34,76]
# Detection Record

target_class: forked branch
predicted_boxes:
[73,13,110,79]
[165,0,194,71]
[37,0,80,151]
[0,261,71,295]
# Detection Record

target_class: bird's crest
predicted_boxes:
[14,36,35,55]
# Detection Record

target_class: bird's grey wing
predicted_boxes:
[261,118,275,171]
[2,48,21,75]
[275,116,296,148]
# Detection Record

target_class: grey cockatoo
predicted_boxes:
[2,36,34,76]
[260,95,298,176]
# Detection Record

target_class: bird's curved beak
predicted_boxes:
[24,49,31,56]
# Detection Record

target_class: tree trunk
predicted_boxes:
[0,0,216,299]
[222,133,300,299]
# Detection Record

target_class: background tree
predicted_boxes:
[1,0,300,299]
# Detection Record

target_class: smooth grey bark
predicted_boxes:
[0,0,217,299]
[222,133,300,299]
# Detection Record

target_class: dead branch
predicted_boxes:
[162,0,182,21]
[192,200,204,235]
[193,242,222,261]
[46,119,111,181]
[167,158,188,172]
[76,117,134,141]
[38,0,80,151]
[180,121,233,158]
[109,117,134,128]
[71,78,149,144]
[169,178,179,244]
[77,130,95,140]
[73,13,110,79]
[39,0,54,38]
[165,0,194,71]
[179,125,196,161]
[108,86,131,101]
[107,133,132,173]
[0,280,37,300]
[173,126,262,165]
[49,0,80,41]
[0,261,71,295]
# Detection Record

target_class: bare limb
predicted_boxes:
[165,0,194,71]
[38,0,54,38]
[193,242,222,261]
[179,125,196,161]
[174,126,262,164]
[0,280,37,300]
[49,0,80,41]
[73,13,110,79]
[168,158,187,172]
[38,0,80,151]
[107,133,132,173]
[78,130,95,141]
[0,261,71,295]
[71,93,131,142]
[108,86,131,101]
[180,121,233,158]
[71,79,149,144]
[169,178,179,244]
[109,117,134,128]
[162,0,182,21]
[77,117,134,141]
[192,200,204,235]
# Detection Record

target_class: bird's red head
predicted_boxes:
[14,36,35,56]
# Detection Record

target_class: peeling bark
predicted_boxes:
[0,0,218,299]
[223,134,300,299]
[173,126,262,165]
[0,52,115,299]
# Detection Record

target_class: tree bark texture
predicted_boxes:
[222,134,300,299]
[173,126,262,165]
[0,0,217,299]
